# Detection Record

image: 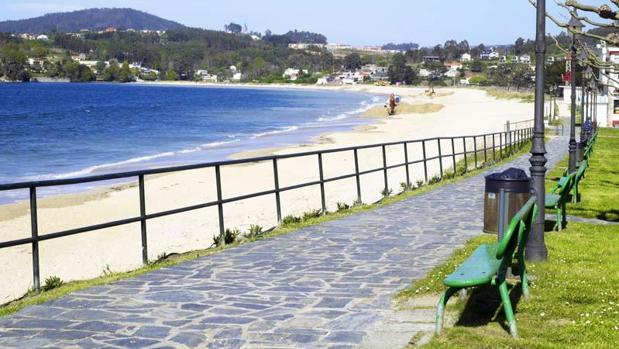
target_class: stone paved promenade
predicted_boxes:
[0,136,568,348]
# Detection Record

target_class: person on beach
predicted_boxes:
[386,93,397,116]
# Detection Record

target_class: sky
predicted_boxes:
[0,0,605,46]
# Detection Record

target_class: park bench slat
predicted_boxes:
[444,243,501,288]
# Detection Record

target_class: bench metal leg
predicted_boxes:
[572,183,580,203]
[555,207,562,231]
[518,259,529,300]
[435,287,459,335]
[498,282,518,338]
[561,202,567,230]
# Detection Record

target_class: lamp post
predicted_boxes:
[586,67,593,139]
[568,16,584,174]
[527,0,549,262]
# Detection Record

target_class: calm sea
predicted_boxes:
[0,83,380,203]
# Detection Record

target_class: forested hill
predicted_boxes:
[0,8,185,33]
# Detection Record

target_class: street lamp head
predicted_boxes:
[568,16,585,34]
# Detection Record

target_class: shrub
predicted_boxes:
[42,276,63,291]
[429,175,441,184]
[213,228,240,247]
[282,215,302,225]
[400,182,414,191]
[336,202,350,212]
[416,180,424,188]
[303,209,322,220]
[246,224,263,239]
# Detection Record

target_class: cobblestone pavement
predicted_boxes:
[0,137,568,348]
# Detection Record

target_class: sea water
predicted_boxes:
[0,83,381,203]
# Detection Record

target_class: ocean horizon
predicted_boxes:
[0,83,381,203]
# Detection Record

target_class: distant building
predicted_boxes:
[105,27,117,33]
[36,34,49,41]
[489,51,500,60]
[511,56,519,64]
[195,69,217,82]
[283,68,308,81]
[499,56,507,64]
[460,53,472,62]
[519,54,531,64]
[232,72,243,81]
[289,43,325,50]
[418,68,431,78]
[423,56,441,63]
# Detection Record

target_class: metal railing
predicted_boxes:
[0,127,534,291]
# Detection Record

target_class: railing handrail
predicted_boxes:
[1,130,513,191]
[0,126,534,294]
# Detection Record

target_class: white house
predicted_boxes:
[444,68,459,78]
[460,53,472,62]
[195,69,218,82]
[283,68,308,81]
[519,54,531,64]
[511,56,519,63]
[232,72,243,81]
[418,68,431,78]
[316,77,330,85]
[499,56,507,64]
[36,34,49,41]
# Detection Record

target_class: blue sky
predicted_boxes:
[0,0,602,46]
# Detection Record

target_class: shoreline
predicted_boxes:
[0,87,535,304]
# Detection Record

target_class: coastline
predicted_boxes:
[0,86,534,304]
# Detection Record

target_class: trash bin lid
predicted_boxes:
[485,168,530,193]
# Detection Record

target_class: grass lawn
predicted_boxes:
[400,223,619,348]
[546,127,619,222]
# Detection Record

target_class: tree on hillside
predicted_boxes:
[344,53,362,71]
[514,37,525,55]
[0,43,29,81]
[224,23,243,34]
[118,62,135,82]
[102,60,120,81]
[388,53,415,84]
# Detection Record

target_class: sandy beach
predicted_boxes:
[0,86,534,304]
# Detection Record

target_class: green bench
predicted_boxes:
[545,173,575,231]
[435,196,538,338]
[571,160,588,203]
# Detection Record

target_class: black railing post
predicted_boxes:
[403,142,410,187]
[382,145,389,193]
[473,136,478,169]
[483,135,488,166]
[462,137,468,172]
[215,165,225,245]
[272,159,282,224]
[318,153,327,214]
[138,175,148,265]
[422,140,428,183]
[29,187,40,291]
[451,138,457,176]
[492,133,496,162]
[437,139,443,178]
[500,132,503,159]
[354,148,362,203]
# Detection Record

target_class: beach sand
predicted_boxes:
[0,86,534,304]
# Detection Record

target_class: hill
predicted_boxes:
[0,8,185,33]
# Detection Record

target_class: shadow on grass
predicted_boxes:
[596,209,619,222]
[455,282,523,334]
